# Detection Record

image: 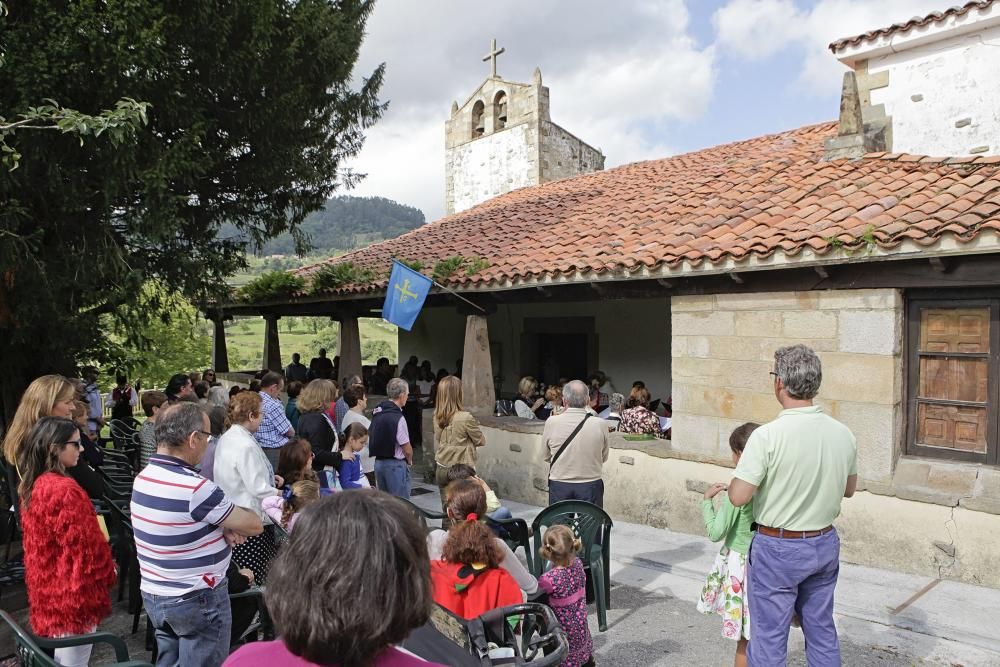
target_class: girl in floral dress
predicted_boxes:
[697,422,759,667]
[538,525,594,667]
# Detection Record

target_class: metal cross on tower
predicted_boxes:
[482,38,505,79]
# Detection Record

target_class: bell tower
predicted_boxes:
[444,40,605,216]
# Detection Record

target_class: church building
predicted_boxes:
[217,4,1000,588]
[445,40,604,214]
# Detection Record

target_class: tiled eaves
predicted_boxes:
[289,122,1000,300]
[829,1,995,51]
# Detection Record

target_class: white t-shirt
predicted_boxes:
[341,410,374,473]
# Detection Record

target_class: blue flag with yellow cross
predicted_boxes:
[382,260,433,331]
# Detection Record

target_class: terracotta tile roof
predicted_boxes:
[295,121,1000,296]
[829,1,995,52]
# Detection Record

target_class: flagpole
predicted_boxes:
[430,278,486,313]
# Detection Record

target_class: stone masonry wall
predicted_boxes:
[539,121,605,183]
[446,123,537,214]
[671,289,903,486]
[864,22,1000,157]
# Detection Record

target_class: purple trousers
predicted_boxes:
[747,528,841,666]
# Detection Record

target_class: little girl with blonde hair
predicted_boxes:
[263,479,320,532]
[538,524,594,667]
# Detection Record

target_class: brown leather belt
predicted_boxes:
[756,525,833,539]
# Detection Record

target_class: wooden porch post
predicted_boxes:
[210,313,231,372]
[262,314,282,372]
[461,314,495,415]
[338,315,363,381]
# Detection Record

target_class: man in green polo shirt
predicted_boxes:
[729,344,857,667]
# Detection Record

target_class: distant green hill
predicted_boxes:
[221,195,425,257]
[225,195,425,286]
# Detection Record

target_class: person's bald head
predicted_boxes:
[562,380,589,409]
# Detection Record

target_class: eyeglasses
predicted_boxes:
[192,430,212,439]
[63,439,82,449]
[769,372,779,381]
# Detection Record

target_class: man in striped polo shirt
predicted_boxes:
[132,402,263,667]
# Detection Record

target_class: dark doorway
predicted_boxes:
[538,334,588,384]
[519,317,598,388]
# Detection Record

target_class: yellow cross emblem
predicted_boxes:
[394,279,418,303]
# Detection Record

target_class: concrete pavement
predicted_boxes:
[412,482,1000,666]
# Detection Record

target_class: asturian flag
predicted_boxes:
[382,260,432,331]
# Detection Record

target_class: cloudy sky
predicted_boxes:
[345,0,945,222]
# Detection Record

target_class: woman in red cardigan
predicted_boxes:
[18,416,116,667]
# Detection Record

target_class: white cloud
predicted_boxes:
[345,0,716,222]
[712,0,948,95]
[713,0,798,60]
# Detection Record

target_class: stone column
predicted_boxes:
[461,314,495,414]
[262,314,282,372]
[338,315,362,382]
[210,314,230,372]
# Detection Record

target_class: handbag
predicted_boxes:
[547,414,591,487]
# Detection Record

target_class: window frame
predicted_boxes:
[905,292,1000,465]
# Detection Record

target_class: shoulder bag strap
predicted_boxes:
[549,414,591,476]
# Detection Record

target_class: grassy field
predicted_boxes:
[224,315,398,371]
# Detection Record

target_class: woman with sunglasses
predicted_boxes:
[203,368,220,387]
[18,417,116,667]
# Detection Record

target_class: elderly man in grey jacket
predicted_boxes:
[542,380,610,507]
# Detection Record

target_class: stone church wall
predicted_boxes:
[540,122,605,183]
[446,123,537,215]
[851,19,1000,156]
[671,288,903,484]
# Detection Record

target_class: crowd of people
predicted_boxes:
[0,343,857,667]
[510,373,672,440]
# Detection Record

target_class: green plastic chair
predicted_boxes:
[490,516,533,574]
[0,609,152,666]
[399,497,448,533]
[530,500,613,632]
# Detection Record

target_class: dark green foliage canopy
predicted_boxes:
[0,0,384,416]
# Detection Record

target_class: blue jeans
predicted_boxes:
[488,507,513,522]
[142,581,231,667]
[747,529,841,667]
[548,479,604,508]
[375,458,411,499]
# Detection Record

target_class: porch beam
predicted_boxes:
[461,314,496,415]
[929,257,950,273]
[221,253,1000,316]
[209,313,232,372]
[338,315,363,382]
[262,314,282,372]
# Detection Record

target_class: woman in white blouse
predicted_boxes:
[514,376,545,420]
[214,391,281,582]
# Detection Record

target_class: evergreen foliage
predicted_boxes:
[431,255,492,281]
[308,262,377,294]
[0,1,384,416]
[239,272,306,304]
[396,258,425,272]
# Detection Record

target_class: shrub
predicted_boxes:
[238,271,305,303]
[309,262,377,294]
